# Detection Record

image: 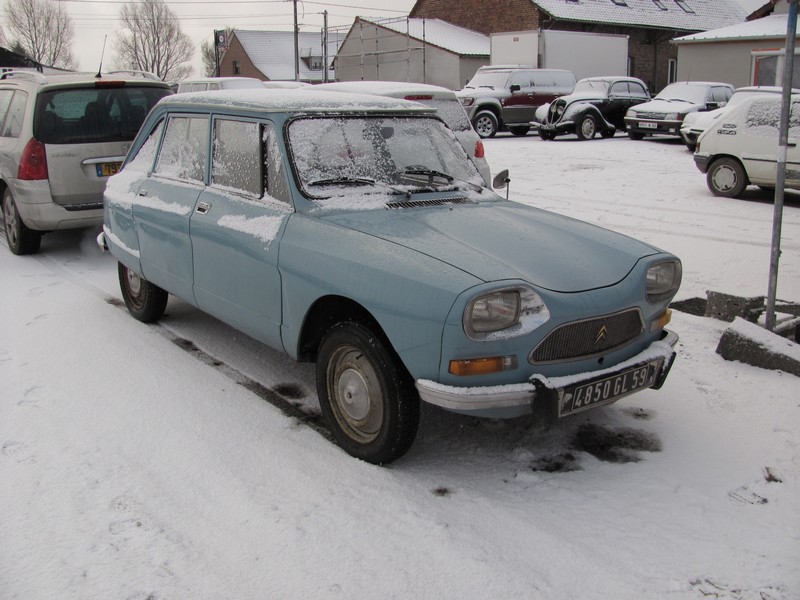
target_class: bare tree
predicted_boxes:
[4,0,76,69]
[114,0,194,82]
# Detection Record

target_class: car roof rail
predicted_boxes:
[104,70,162,81]
[0,69,48,83]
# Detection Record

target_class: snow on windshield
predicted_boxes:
[655,83,709,104]
[288,116,481,200]
[573,80,609,94]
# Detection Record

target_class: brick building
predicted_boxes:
[409,0,749,92]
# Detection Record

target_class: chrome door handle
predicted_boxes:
[196,201,211,214]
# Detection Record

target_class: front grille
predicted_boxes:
[635,112,667,120]
[385,197,474,210]
[546,100,566,124]
[530,309,643,363]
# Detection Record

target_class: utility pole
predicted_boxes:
[765,0,798,331]
[293,0,300,82]
[323,10,329,83]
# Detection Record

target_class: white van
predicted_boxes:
[314,81,492,187]
[694,94,800,198]
[176,77,264,93]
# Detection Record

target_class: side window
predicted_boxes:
[0,90,28,138]
[209,83,220,91]
[791,102,800,137]
[126,119,165,172]
[610,82,629,98]
[263,124,290,203]
[510,72,530,89]
[712,87,730,104]
[191,83,208,92]
[0,90,14,132]
[154,115,209,183]
[212,118,262,197]
[745,99,780,133]
[629,82,648,98]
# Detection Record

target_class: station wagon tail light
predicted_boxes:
[17,138,48,180]
[475,140,485,158]
[404,95,433,101]
[646,260,682,303]
[464,287,550,340]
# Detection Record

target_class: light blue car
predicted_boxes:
[100,89,682,464]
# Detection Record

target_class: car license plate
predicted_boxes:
[558,357,664,417]
[639,122,658,129]
[96,162,122,177]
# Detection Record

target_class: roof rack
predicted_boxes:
[0,70,47,83]
[103,70,162,81]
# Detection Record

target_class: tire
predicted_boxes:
[685,141,697,152]
[118,262,168,323]
[508,125,530,137]
[627,131,645,141]
[707,157,748,199]
[575,115,597,141]
[316,321,420,464]
[538,129,556,141]
[601,128,616,139]
[2,188,42,255]
[472,111,498,138]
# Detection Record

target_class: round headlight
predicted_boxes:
[464,287,550,340]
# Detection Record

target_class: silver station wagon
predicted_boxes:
[100,90,682,464]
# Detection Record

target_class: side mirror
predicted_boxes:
[510,84,521,93]
[493,169,510,190]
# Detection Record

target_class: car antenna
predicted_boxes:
[96,35,107,79]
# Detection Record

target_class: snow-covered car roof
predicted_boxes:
[314,81,458,100]
[157,88,436,114]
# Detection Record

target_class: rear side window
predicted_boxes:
[0,89,14,126]
[424,99,471,131]
[154,115,209,183]
[0,90,28,138]
[212,118,262,197]
[34,85,171,144]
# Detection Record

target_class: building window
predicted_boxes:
[668,58,677,84]
[233,60,241,75]
[675,0,695,13]
[653,0,667,9]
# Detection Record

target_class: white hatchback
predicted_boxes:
[693,94,800,198]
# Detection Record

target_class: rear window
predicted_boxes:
[34,85,171,144]
[424,99,471,131]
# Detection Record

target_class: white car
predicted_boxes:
[693,94,800,198]
[680,86,795,151]
[314,81,492,187]
[176,77,264,93]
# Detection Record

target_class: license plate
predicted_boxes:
[96,162,122,177]
[558,358,664,417]
[639,122,658,129]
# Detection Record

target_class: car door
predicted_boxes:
[190,116,293,350]
[134,113,209,301]
[502,71,537,125]
[605,82,633,128]
[786,100,800,188]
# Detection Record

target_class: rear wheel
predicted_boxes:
[508,125,530,137]
[627,131,645,141]
[118,263,168,323]
[2,189,42,255]
[575,115,597,140]
[473,111,498,138]
[316,321,419,464]
[707,157,748,198]
[601,128,616,139]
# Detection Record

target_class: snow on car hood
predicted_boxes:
[632,98,699,115]
[322,199,659,293]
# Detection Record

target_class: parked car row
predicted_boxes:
[1,69,682,464]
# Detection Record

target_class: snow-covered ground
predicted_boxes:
[2,133,798,599]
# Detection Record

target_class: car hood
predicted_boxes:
[456,88,503,100]
[632,98,699,115]
[322,200,659,293]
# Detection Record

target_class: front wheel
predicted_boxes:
[601,128,616,139]
[2,189,42,255]
[707,157,748,198]
[316,321,420,464]
[118,263,168,323]
[576,115,597,140]
[472,111,498,138]
[538,129,556,141]
[627,131,645,141]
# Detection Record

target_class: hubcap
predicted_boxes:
[3,196,17,246]
[712,165,737,192]
[581,118,595,138]
[126,269,143,296]
[329,345,383,441]
[475,117,494,137]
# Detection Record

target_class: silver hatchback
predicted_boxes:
[0,70,172,254]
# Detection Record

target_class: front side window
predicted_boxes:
[212,118,262,197]
[288,115,480,199]
[154,115,209,183]
[0,90,27,138]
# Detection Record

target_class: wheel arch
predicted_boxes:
[473,102,503,126]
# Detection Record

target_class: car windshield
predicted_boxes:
[34,85,170,144]
[654,83,709,104]
[463,71,512,89]
[288,115,481,197]
[573,80,609,94]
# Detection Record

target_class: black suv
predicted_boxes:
[456,66,575,138]
[537,76,651,141]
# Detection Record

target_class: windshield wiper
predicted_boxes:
[401,167,484,193]
[309,176,411,198]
